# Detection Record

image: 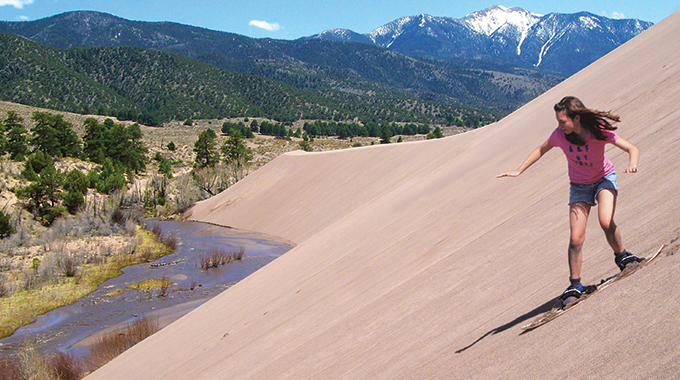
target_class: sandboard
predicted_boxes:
[521,244,665,331]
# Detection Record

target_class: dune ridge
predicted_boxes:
[87,10,680,379]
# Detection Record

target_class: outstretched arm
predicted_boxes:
[496,140,553,178]
[613,137,640,173]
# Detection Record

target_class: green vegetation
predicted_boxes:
[83,117,147,173]
[127,277,172,292]
[0,226,173,339]
[221,121,254,138]
[193,129,219,169]
[0,32,504,126]
[0,209,14,238]
[16,160,66,225]
[7,111,150,224]
[427,126,444,139]
[221,130,253,182]
[30,111,82,158]
[4,111,29,161]
[87,317,159,370]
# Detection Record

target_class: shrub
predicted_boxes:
[0,210,14,239]
[200,247,244,270]
[96,172,126,194]
[124,219,137,236]
[151,223,162,237]
[64,169,89,195]
[50,352,83,380]
[24,151,54,176]
[63,190,85,214]
[21,270,39,290]
[111,207,127,226]
[60,255,78,278]
[200,248,231,270]
[20,160,38,181]
[234,246,245,260]
[0,353,23,380]
[299,140,312,152]
[0,280,7,298]
[158,276,170,297]
[87,317,159,370]
[158,157,172,179]
[163,235,178,251]
[166,141,176,151]
[86,169,99,189]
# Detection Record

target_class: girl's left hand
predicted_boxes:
[624,165,639,173]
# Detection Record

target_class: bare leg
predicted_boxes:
[569,202,591,280]
[597,189,624,254]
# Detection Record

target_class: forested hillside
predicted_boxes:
[0,33,502,126]
[0,11,562,118]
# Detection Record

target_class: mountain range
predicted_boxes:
[311,5,653,76]
[0,6,651,124]
[3,32,509,126]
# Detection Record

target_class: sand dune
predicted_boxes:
[87,10,680,379]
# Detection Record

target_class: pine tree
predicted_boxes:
[16,161,65,224]
[83,118,107,163]
[158,158,173,179]
[221,130,252,182]
[104,122,148,174]
[4,111,28,161]
[30,112,62,157]
[193,129,219,168]
[380,126,392,144]
[433,126,444,138]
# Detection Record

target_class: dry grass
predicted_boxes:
[0,226,172,339]
[0,355,22,380]
[86,317,159,370]
[127,277,173,297]
[0,344,83,380]
[200,247,244,270]
[151,222,163,237]
[163,234,178,250]
[50,352,84,380]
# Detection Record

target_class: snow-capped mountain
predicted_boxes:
[310,5,652,75]
[313,28,373,44]
[462,5,540,37]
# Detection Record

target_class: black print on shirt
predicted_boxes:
[571,144,593,167]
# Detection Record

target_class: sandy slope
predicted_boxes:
[87,11,680,379]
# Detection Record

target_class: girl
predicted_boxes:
[497,96,641,307]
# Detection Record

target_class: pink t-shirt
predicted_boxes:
[548,128,618,184]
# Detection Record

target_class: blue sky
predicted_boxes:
[1,1,678,40]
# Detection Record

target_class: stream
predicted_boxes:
[0,220,294,359]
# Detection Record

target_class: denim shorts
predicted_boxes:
[569,171,618,206]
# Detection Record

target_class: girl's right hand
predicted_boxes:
[496,170,521,178]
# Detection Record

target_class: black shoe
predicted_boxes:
[614,250,644,271]
[560,283,584,308]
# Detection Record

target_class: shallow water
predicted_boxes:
[0,220,293,358]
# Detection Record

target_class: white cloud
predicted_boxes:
[0,0,35,9]
[609,11,625,19]
[249,20,282,31]
[19,15,28,20]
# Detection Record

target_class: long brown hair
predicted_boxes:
[554,96,619,145]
